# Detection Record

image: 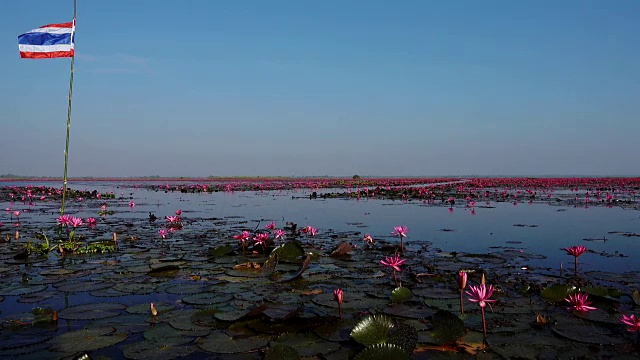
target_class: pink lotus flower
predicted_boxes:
[13,211,21,217]
[158,229,168,239]
[265,222,276,230]
[302,226,318,236]
[564,292,597,312]
[273,229,286,240]
[467,283,497,338]
[334,288,344,319]
[57,214,72,226]
[86,217,97,227]
[562,245,587,257]
[253,233,269,247]
[69,217,83,228]
[233,230,251,254]
[129,201,135,208]
[381,254,406,272]
[620,314,640,333]
[392,226,408,238]
[562,245,588,273]
[363,234,374,245]
[391,226,408,251]
[467,284,496,309]
[381,253,406,287]
[166,216,179,223]
[175,209,182,216]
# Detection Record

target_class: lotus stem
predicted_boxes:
[459,290,464,314]
[481,307,487,339]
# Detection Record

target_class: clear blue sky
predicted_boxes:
[1,0,639,177]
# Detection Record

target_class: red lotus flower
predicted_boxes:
[265,222,276,230]
[233,231,251,243]
[620,314,640,332]
[467,283,497,338]
[253,233,269,246]
[466,284,497,309]
[381,254,406,272]
[334,288,344,319]
[562,245,588,273]
[86,217,97,227]
[564,292,597,312]
[381,253,406,287]
[562,245,587,257]
[69,217,83,228]
[392,226,408,238]
[158,229,168,239]
[273,229,286,240]
[57,214,72,226]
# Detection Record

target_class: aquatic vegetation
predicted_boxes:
[0,178,639,358]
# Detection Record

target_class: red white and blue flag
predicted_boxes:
[18,19,75,59]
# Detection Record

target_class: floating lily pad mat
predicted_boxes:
[1,180,640,358]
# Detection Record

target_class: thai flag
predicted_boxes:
[18,19,75,59]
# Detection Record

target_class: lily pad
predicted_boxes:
[271,241,305,263]
[0,284,47,296]
[196,331,271,354]
[552,318,624,345]
[49,327,128,354]
[540,284,576,303]
[57,303,126,320]
[582,286,623,299]
[182,292,234,305]
[144,324,193,346]
[390,287,413,304]
[271,332,340,356]
[122,341,198,360]
[431,310,466,344]
[208,245,234,258]
[264,344,300,360]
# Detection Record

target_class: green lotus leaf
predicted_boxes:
[147,265,180,277]
[0,284,47,297]
[208,245,234,258]
[182,292,234,305]
[144,324,193,346]
[551,318,624,345]
[196,331,271,354]
[57,303,126,320]
[540,284,576,303]
[353,343,410,360]
[431,310,466,344]
[271,241,305,263]
[49,327,128,354]
[264,344,300,360]
[350,315,394,346]
[581,286,623,299]
[122,341,198,360]
[390,287,413,304]
[271,332,340,356]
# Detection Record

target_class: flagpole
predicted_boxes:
[60,0,77,215]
